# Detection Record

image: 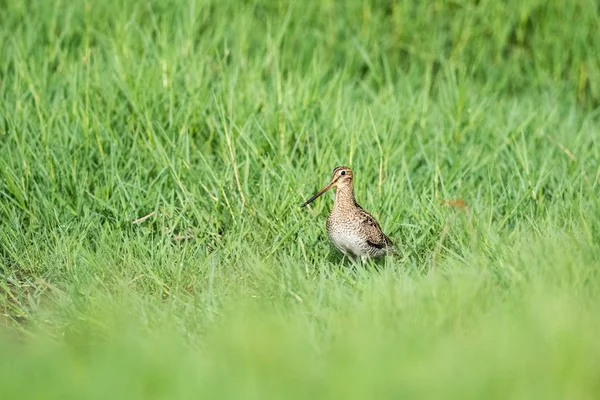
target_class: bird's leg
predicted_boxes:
[360,256,368,264]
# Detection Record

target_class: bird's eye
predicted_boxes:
[340,171,346,176]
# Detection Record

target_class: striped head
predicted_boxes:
[330,166,353,188]
[301,166,354,207]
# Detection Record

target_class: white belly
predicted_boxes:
[327,228,367,257]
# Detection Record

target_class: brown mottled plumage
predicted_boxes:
[302,166,397,262]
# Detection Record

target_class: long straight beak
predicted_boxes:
[301,180,336,207]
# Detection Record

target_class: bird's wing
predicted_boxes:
[358,209,393,249]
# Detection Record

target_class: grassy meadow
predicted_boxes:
[1,0,600,398]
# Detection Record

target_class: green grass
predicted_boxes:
[1,0,600,398]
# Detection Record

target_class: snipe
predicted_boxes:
[302,166,396,262]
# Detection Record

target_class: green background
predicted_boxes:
[1,0,599,398]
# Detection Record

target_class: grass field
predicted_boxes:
[1,0,600,398]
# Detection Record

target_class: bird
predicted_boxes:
[301,166,397,263]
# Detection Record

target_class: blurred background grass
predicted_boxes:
[1,0,599,398]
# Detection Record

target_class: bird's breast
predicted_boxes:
[326,214,367,257]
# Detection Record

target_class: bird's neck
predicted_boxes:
[333,185,356,209]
